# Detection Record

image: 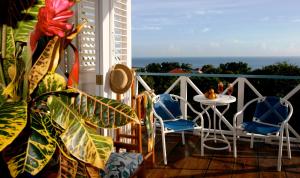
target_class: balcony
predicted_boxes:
[133,72,300,177]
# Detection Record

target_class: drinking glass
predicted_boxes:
[227,83,233,95]
[217,81,224,94]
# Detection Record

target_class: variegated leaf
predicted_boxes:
[15,0,45,99]
[5,112,57,177]
[47,96,113,169]
[5,27,16,59]
[21,45,32,100]
[0,101,27,151]
[34,73,67,97]
[0,84,5,106]
[0,62,5,86]
[86,165,100,178]
[28,36,61,94]
[76,160,89,178]
[58,146,78,178]
[39,112,78,178]
[2,61,23,100]
[14,0,45,43]
[65,89,139,128]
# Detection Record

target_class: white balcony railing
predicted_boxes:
[134,72,300,146]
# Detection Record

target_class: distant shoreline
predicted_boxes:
[132,56,300,69]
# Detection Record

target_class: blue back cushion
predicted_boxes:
[153,94,182,120]
[254,96,288,125]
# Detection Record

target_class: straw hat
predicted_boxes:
[110,64,133,94]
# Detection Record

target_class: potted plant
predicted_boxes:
[0,0,138,177]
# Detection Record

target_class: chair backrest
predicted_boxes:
[254,96,289,125]
[153,94,182,120]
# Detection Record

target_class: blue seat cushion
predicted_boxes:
[101,152,143,178]
[254,96,288,124]
[164,119,195,131]
[153,94,182,120]
[242,121,280,135]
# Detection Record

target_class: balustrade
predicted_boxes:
[135,72,300,145]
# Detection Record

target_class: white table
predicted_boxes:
[193,94,236,151]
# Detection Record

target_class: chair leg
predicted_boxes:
[277,131,284,171]
[181,131,185,145]
[200,128,204,156]
[285,124,291,159]
[161,129,167,165]
[233,130,237,158]
[250,134,254,148]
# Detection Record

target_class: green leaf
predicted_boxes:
[66,89,139,128]
[76,160,89,178]
[39,112,77,178]
[34,73,67,97]
[5,27,16,59]
[2,57,24,100]
[0,101,27,151]
[58,147,78,178]
[28,36,61,94]
[14,0,45,43]
[5,112,56,177]
[47,95,113,169]
[0,84,5,106]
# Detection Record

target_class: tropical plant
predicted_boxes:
[0,0,138,177]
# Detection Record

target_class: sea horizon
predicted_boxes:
[132,56,300,69]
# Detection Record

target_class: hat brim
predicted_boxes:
[110,64,133,94]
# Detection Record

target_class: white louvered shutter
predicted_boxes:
[74,0,131,96]
[78,0,96,71]
[76,0,96,95]
[112,0,131,66]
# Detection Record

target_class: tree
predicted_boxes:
[181,63,193,71]
[145,63,162,72]
[161,62,181,72]
[219,61,251,74]
[252,62,300,76]
[201,64,219,73]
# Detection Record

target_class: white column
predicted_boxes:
[95,0,113,98]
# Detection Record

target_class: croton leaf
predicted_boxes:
[28,36,60,94]
[58,146,78,178]
[0,101,27,152]
[5,27,16,59]
[76,160,89,178]
[34,72,67,97]
[4,112,56,177]
[86,165,100,178]
[65,89,139,128]
[39,111,78,178]
[14,0,45,43]
[2,27,16,86]
[47,95,113,169]
[0,84,5,106]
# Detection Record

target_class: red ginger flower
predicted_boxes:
[30,0,74,51]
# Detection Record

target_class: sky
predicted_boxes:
[131,0,300,57]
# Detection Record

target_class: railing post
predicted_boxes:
[180,76,188,118]
[237,77,246,126]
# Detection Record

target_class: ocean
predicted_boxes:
[132,56,300,69]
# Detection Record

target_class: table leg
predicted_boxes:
[213,105,217,143]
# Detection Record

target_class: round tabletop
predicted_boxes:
[193,94,236,105]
